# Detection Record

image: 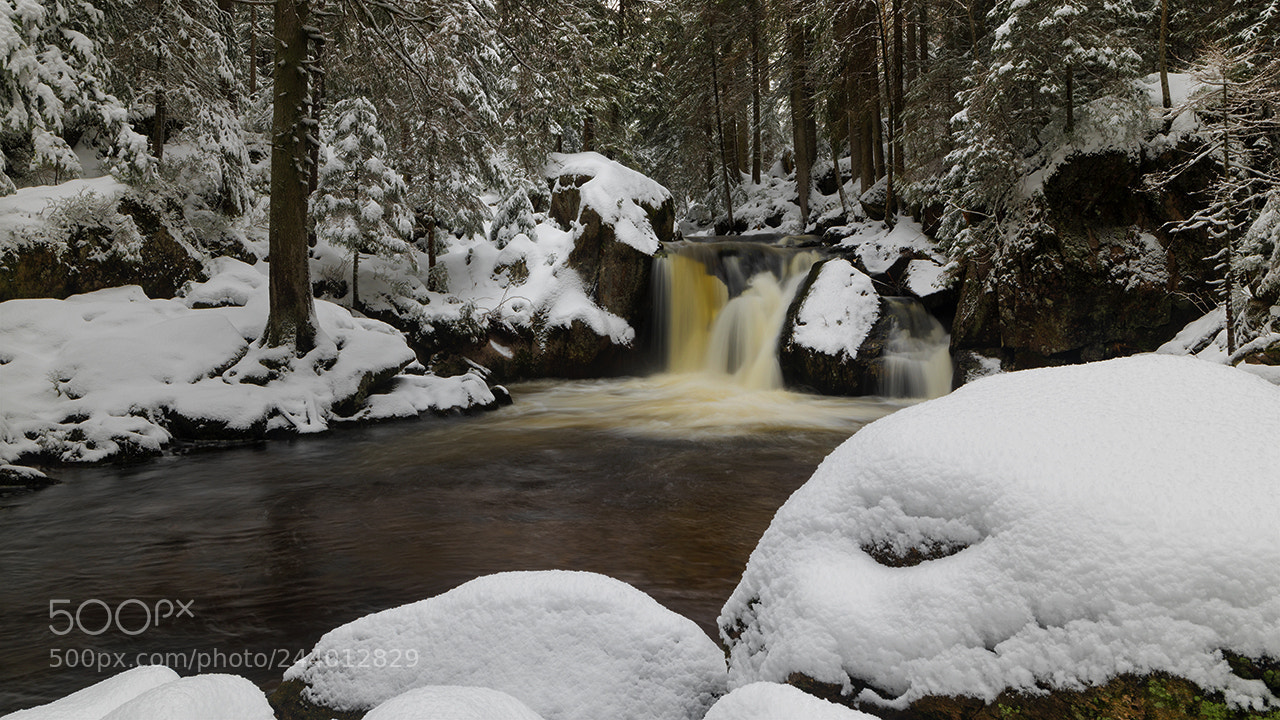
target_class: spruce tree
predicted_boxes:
[310,96,413,311]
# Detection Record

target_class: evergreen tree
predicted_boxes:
[310,96,413,311]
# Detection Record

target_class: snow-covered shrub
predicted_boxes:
[488,187,537,249]
[1,184,143,263]
[722,355,1280,711]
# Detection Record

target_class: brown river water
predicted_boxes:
[0,375,908,712]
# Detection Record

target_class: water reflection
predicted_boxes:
[0,376,903,712]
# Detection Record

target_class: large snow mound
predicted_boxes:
[99,674,274,720]
[3,666,179,720]
[285,570,727,720]
[364,686,546,720]
[544,152,670,254]
[0,259,494,464]
[791,259,880,359]
[720,355,1280,711]
[704,683,877,720]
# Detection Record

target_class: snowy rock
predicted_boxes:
[99,674,274,720]
[703,683,876,720]
[363,686,545,720]
[721,355,1280,712]
[2,666,179,720]
[780,259,951,398]
[543,152,670,343]
[0,182,203,302]
[280,570,727,720]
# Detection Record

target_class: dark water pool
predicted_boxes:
[0,376,902,712]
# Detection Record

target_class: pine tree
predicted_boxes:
[310,96,413,311]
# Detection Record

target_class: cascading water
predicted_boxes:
[654,243,820,390]
[877,297,954,399]
[654,239,953,399]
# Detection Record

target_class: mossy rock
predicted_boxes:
[269,678,366,720]
[784,672,1279,720]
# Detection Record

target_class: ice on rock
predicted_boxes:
[364,686,546,720]
[286,570,727,720]
[720,355,1280,711]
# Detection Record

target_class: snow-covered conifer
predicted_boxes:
[311,96,413,310]
[488,188,537,249]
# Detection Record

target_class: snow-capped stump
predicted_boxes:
[703,683,877,720]
[720,355,1280,715]
[277,570,727,720]
[363,686,546,720]
[99,674,275,720]
[3,666,179,720]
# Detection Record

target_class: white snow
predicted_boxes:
[721,355,1280,711]
[704,683,877,720]
[99,674,274,720]
[791,259,880,359]
[364,686,546,720]
[838,218,940,275]
[544,152,671,254]
[285,570,727,720]
[1157,306,1226,358]
[0,259,494,464]
[1140,72,1204,109]
[2,666,178,720]
[0,176,127,241]
[904,259,952,298]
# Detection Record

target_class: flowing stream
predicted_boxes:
[0,238,953,711]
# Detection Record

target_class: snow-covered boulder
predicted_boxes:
[0,179,203,302]
[3,666,179,720]
[721,355,1280,713]
[703,683,876,720]
[544,152,671,332]
[779,258,952,398]
[363,686,545,720]
[98,674,274,720]
[278,570,727,720]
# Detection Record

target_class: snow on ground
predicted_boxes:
[3,666,178,720]
[791,259,880,359]
[904,259,953,299]
[0,259,494,465]
[363,686,546,720]
[721,354,1280,711]
[0,176,128,242]
[544,152,671,254]
[704,683,877,720]
[285,570,727,720]
[838,217,941,275]
[1158,308,1280,384]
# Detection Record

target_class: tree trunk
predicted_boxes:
[918,0,928,76]
[751,11,763,184]
[583,115,595,152]
[1065,64,1074,132]
[1221,67,1235,356]
[790,21,812,228]
[906,0,917,87]
[892,0,905,180]
[151,0,166,162]
[248,5,258,97]
[1158,0,1171,109]
[351,250,360,311]
[711,43,736,229]
[264,0,318,353]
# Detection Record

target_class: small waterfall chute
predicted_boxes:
[877,297,953,399]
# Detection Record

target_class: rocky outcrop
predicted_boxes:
[951,149,1218,369]
[0,194,204,301]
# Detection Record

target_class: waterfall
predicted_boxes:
[877,297,954,399]
[654,243,819,390]
[654,240,953,399]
